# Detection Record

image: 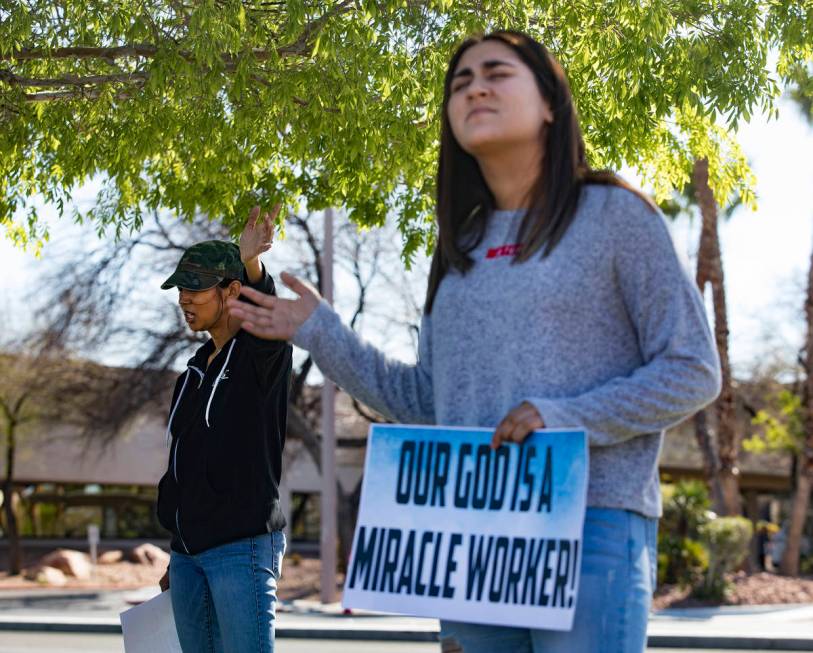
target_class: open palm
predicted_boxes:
[227,272,321,341]
[239,205,279,262]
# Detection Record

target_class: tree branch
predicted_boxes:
[290,356,313,405]
[1,44,309,63]
[3,45,160,62]
[286,404,322,474]
[0,68,148,88]
[1,0,358,69]
[350,396,388,424]
[288,214,324,293]
[21,87,142,102]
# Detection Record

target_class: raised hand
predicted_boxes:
[491,401,545,449]
[227,271,321,341]
[239,204,279,264]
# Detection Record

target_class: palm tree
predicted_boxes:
[777,65,813,576]
[661,169,743,516]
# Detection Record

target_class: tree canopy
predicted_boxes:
[1,0,811,256]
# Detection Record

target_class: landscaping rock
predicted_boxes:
[129,543,170,566]
[98,550,124,565]
[39,549,92,580]
[25,565,68,586]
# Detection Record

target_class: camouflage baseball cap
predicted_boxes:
[160,240,245,291]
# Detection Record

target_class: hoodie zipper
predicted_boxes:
[205,339,236,428]
[171,365,205,482]
[170,340,235,554]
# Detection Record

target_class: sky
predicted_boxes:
[1,96,812,377]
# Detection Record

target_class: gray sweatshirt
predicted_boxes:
[293,184,721,518]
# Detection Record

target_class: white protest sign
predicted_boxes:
[342,425,589,631]
[120,590,182,653]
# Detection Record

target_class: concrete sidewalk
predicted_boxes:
[0,588,812,649]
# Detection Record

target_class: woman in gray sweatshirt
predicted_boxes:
[229,30,721,653]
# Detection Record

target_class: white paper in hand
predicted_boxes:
[120,590,182,653]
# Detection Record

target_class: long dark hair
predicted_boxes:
[425,30,655,313]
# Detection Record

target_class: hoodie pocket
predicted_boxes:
[204,427,239,496]
[156,472,180,533]
[182,470,229,520]
[205,459,235,495]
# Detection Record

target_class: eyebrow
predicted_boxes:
[452,59,516,79]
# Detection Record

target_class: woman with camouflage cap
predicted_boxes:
[156,206,292,653]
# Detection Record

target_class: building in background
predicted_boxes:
[1,374,801,555]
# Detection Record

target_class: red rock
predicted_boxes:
[129,543,170,566]
[23,565,68,586]
[39,549,92,580]
[98,550,124,565]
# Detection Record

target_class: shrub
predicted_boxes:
[658,534,709,587]
[696,516,753,600]
[658,480,713,586]
[661,480,712,539]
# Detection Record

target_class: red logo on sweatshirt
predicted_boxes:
[486,244,522,259]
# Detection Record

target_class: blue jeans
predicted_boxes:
[169,531,286,653]
[440,508,657,653]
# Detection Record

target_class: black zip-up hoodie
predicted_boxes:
[156,271,292,554]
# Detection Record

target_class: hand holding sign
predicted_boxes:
[491,401,545,449]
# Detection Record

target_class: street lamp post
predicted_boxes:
[320,207,337,604]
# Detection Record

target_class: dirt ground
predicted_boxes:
[0,551,344,601]
[1,547,810,607]
[653,571,813,609]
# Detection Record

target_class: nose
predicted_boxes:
[465,76,490,100]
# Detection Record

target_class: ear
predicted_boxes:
[541,98,554,125]
[227,280,242,299]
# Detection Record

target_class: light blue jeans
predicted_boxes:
[169,531,286,653]
[439,508,657,653]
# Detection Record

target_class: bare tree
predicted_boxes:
[28,209,427,565]
[280,211,427,563]
[0,344,132,574]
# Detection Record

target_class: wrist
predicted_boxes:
[243,257,263,284]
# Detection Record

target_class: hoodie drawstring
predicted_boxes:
[166,369,191,447]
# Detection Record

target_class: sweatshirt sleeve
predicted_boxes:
[247,262,276,297]
[292,302,435,424]
[241,263,292,383]
[527,190,722,447]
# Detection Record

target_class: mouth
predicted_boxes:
[183,311,196,323]
[467,107,496,120]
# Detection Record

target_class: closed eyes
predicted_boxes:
[451,72,510,93]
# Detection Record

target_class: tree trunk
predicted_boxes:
[692,158,741,516]
[780,464,811,576]
[337,478,363,572]
[693,410,725,510]
[285,401,364,572]
[2,424,22,575]
[783,241,813,575]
